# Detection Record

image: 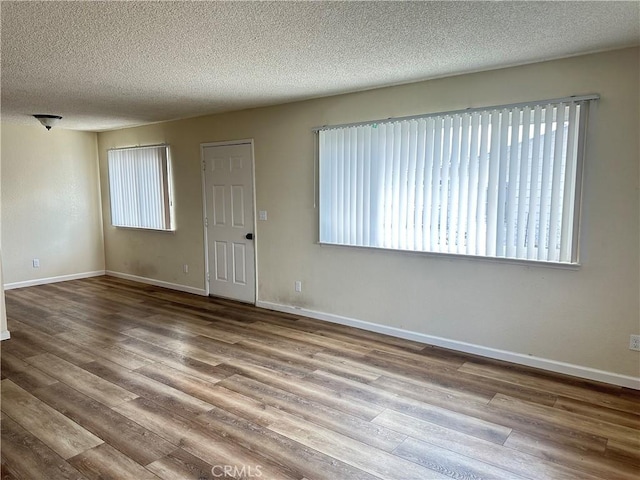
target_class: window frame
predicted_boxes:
[315,95,597,267]
[107,144,174,232]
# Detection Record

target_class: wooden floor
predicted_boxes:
[1,277,638,479]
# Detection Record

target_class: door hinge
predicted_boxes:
[206,272,210,282]
[202,161,206,171]
[204,217,208,227]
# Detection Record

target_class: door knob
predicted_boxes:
[245,233,254,240]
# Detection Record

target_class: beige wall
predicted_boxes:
[1,124,104,285]
[98,48,640,378]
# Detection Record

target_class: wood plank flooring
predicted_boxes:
[1,276,638,479]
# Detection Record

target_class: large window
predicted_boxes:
[108,145,174,231]
[318,96,596,264]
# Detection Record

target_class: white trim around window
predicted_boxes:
[107,144,174,231]
[317,95,597,265]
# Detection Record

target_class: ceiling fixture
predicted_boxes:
[33,114,62,130]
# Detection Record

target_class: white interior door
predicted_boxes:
[203,142,255,303]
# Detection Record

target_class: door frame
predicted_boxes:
[200,139,258,303]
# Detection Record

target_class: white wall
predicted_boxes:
[97,48,639,380]
[0,126,7,337]
[1,124,105,287]
[0,251,7,339]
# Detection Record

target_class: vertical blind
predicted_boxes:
[318,97,594,263]
[108,145,173,230]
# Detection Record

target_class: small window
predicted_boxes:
[318,96,595,264]
[108,145,174,231]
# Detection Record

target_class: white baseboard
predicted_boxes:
[4,270,106,290]
[4,269,636,389]
[256,300,640,390]
[106,271,207,297]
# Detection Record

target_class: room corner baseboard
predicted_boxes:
[0,330,10,341]
[3,270,106,290]
[256,300,640,390]
[106,271,207,296]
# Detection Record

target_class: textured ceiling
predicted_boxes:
[1,1,639,132]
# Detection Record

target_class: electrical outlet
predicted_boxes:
[295,281,302,293]
[183,264,189,274]
[32,258,40,268]
[630,335,640,351]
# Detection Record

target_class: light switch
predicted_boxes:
[259,210,267,221]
